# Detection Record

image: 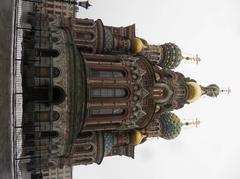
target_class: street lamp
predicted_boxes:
[78,1,91,9]
[49,0,92,10]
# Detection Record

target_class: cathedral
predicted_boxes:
[20,10,220,178]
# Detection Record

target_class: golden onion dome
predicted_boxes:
[187,82,203,103]
[133,130,147,145]
[132,38,147,53]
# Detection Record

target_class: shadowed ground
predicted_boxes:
[0,0,15,178]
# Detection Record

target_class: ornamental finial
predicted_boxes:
[182,118,200,128]
[183,54,201,64]
[220,87,231,95]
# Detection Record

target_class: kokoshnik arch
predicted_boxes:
[21,12,220,174]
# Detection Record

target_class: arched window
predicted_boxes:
[27,87,49,102]
[74,144,94,153]
[40,131,58,139]
[89,69,126,78]
[34,111,59,122]
[53,67,60,77]
[73,158,93,165]
[89,108,125,116]
[52,86,66,105]
[75,19,94,26]
[77,46,93,53]
[36,48,59,57]
[34,67,60,78]
[75,31,94,41]
[91,88,127,98]
[77,132,93,139]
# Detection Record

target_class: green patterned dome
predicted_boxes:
[159,112,182,140]
[160,43,183,69]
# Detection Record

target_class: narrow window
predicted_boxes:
[77,132,93,139]
[55,5,61,9]
[47,10,54,14]
[75,19,94,26]
[34,111,59,122]
[47,4,54,8]
[55,11,61,15]
[27,87,49,102]
[35,67,50,77]
[91,88,127,98]
[89,108,125,116]
[52,86,66,105]
[74,144,94,153]
[77,46,93,53]
[89,69,126,78]
[76,32,94,41]
[73,158,93,165]
[35,67,59,78]
[36,48,59,57]
[53,67,60,77]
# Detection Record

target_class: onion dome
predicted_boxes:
[132,38,147,53]
[160,43,183,69]
[202,84,220,97]
[132,130,147,145]
[159,112,182,140]
[103,133,115,156]
[187,82,203,103]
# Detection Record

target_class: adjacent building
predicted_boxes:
[35,0,78,18]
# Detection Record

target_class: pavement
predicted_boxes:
[0,0,15,178]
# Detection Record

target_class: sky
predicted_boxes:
[74,0,240,179]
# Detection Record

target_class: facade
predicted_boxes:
[19,10,220,179]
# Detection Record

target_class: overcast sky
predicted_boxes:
[74,0,240,179]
